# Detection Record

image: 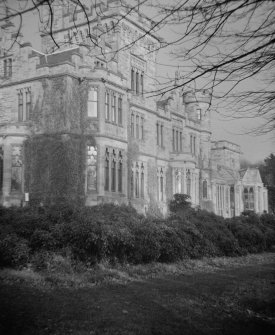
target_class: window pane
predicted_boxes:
[88,101,97,117]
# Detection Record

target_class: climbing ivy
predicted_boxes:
[24,134,87,206]
[24,75,94,206]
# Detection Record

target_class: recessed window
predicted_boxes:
[157,122,164,147]
[104,147,123,193]
[197,108,202,120]
[131,161,145,199]
[131,111,144,140]
[86,145,97,192]
[131,67,144,95]
[105,89,123,125]
[88,87,98,117]
[172,127,182,152]
[3,58,12,78]
[17,88,31,122]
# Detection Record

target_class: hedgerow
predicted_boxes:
[0,202,274,269]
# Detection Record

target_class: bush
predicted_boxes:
[130,220,161,264]
[158,225,184,262]
[0,234,30,268]
[29,229,57,252]
[169,193,192,214]
[227,217,266,253]
[1,203,275,269]
[30,250,51,271]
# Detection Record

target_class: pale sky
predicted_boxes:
[19,5,274,164]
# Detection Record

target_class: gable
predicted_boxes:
[241,168,263,184]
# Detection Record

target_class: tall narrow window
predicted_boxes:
[136,72,139,94]
[141,117,144,140]
[248,187,254,210]
[111,158,116,192]
[111,93,116,123]
[88,87,98,117]
[160,168,164,201]
[87,145,97,192]
[8,59,12,77]
[141,163,144,198]
[118,96,122,125]
[131,113,135,136]
[135,163,139,198]
[105,91,110,120]
[136,115,139,139]
[172,129,175,151]
[197,108,201,120]
[202,180,207,199]
[176,131,179,152]
[118,151,122,193]
[156,123,159,145]
[160,124,163,147]
[3,59,7,78]
[105,149,109,191]
[11,146,23,192]
[18,91,23,121]
[131,68,135,91]
[140,73,144,96]
[190,135,193,153]
[26,89,31,120]
[131,169,134,197]
[193,136,196,155]
[180,132,182,151]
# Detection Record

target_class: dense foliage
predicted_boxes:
[0,203,274,269]
[24,134,87,207]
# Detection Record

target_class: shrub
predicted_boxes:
[169,193,192,213]
[103,224,134,263]
[29,229,57,252]
[158,225,184,262]
[260,213,275,227]
[227,217,266,253]
[0,234,30,268]
[130,220,161,264]
[64,221,108,264]
[30,250,51,271]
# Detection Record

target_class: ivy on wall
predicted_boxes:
[25,75,95,206]
[24,134,87,206]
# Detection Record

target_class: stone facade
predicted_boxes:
[0,0,268,215]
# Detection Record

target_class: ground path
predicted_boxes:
[0,257,275,334]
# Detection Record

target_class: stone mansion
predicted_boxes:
[0,0,268,216]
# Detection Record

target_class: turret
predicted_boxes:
[182,89,212,131]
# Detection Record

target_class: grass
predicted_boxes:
[0,252,274,289]
[0,253,275,334]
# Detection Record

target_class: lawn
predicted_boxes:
[0,253,275,335]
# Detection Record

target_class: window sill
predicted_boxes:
[105,120,123,127]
